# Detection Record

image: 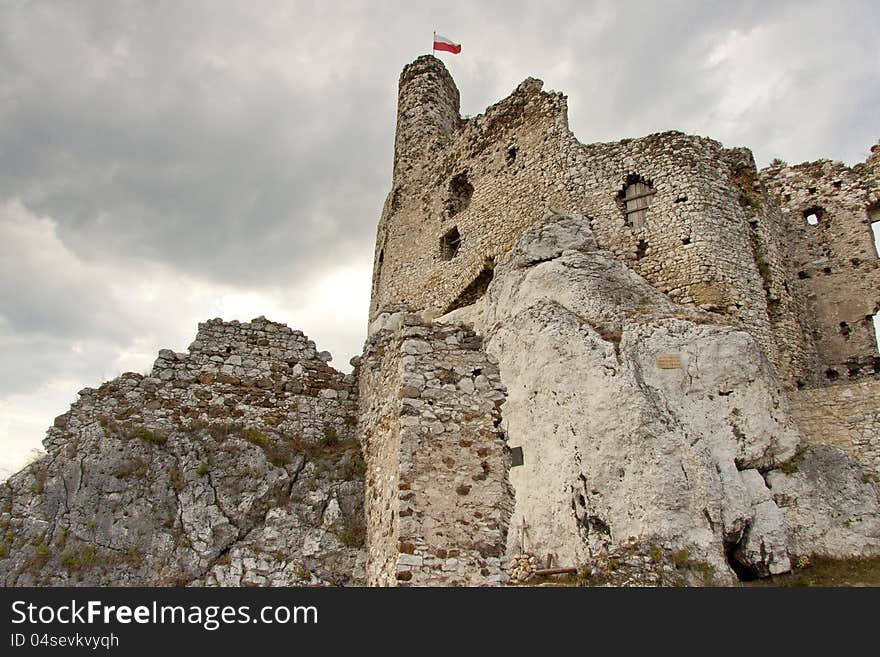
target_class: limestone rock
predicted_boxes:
[441,212,878,582]
[0,318,365,587]
[766,446,880,559]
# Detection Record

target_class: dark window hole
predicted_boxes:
[440,227,461,261]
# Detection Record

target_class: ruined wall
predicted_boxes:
[47,316,358,453]
[357,310,512,586]
[371,55,814,385]
[788,379,880,480]
[1,317,366,586]
[760,151,880,384]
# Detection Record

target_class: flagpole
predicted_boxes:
[432,30,435,56]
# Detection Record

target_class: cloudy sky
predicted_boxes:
[1,0,879,478]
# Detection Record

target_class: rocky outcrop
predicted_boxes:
[441,212,880,582]
[766,445,880,559]
[0,317,366,586]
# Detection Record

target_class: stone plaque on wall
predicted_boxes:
[656,353,683,369]
[509,446,524,467]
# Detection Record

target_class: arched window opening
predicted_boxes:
[620,175,655,231]
[446,172,474,217]
[440,227,461,261]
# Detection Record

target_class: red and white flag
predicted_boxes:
[433,33,461,54]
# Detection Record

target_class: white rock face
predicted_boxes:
[440,212,880,582]
[766,446,880,558]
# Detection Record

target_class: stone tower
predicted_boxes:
[369,55,835,388]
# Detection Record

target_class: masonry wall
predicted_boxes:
[47,316,359,453]
[760,151,880,384]
[788,379,880,479]
[358,311,513,586]
[370,55,815,386]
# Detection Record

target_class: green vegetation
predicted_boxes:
[127,427,167,445]
[331,523,365,548]
[747,556,880,587]
[671,549,691,568]
[242,428,271,447]
[126,545,141,566]
[321,427,339,448]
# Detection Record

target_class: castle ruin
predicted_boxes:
[1,55,878,587]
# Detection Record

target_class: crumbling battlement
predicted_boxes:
[47,316,358,455]
[357,309,513,586]
[371,55,864,388]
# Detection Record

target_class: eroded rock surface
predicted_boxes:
[0,317,365,586]
[441,213,880,582]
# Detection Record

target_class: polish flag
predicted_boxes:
[433,34,461,54]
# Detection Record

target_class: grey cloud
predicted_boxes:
[0,1,877,462]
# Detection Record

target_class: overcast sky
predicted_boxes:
[1,0,879,479]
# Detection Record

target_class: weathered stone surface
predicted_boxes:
[0,318,365,586]
[440,212,879,582]
[766,446,880,559]
[358,315,513,586]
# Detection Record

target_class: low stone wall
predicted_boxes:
[358,311,513,586]
[788,379,880,479]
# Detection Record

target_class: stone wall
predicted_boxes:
[370,55,818,386]
[48,316,359,453]
[788,379,880,479]
[760,152,880,384]
[357,310,512,586]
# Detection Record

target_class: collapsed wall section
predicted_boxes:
[760,151,880,383]
[357,311,512,586]
[47,316,358,453]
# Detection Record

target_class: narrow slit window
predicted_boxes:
[440,227,461,261]
[870,213,879,259]
[621,176,655,231]
[872,310,880,353]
